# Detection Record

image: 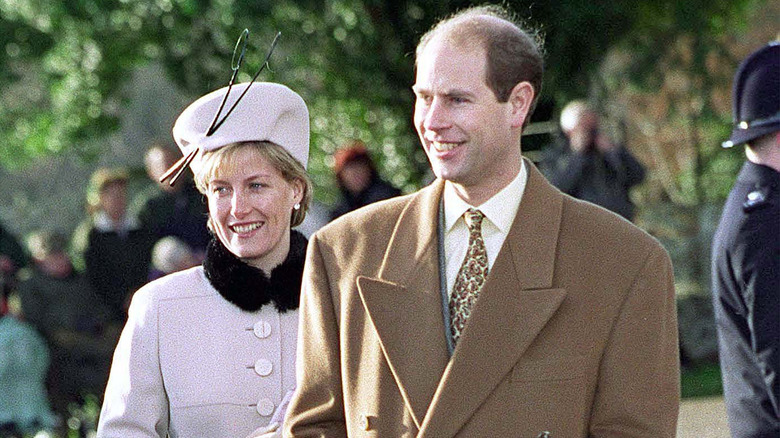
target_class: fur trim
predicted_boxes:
[203,230,307,312]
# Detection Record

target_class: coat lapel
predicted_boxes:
[419,162,567,437]
[357,180,450,429]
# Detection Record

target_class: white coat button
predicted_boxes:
[253,320,272,338]
[254,359,273,376]
[256,398,275,416]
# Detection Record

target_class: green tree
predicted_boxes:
[0,0,765,203]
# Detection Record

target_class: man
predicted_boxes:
[711,42,780,438]
[286,5,679,437]
[540,100,646,221]
[134,143,211,260]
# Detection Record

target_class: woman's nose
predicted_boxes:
[231,190,251,217]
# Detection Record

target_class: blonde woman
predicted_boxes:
[97,81,311,438]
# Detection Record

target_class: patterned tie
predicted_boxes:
[449,208,489,344]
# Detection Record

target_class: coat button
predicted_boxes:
[359,415,371,431]
[253,320,272,338]
[254,359,273,376]
[256,398,275,416]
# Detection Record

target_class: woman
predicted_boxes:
[97,81,312,438]
[329,140,401,220]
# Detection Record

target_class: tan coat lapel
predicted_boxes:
[419,162,568,437]
[356,180,450,429]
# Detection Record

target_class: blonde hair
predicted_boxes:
[194,141,312,227]
[86,167,128,215]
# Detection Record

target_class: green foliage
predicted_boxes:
[681,362,723,399]
[601,0,763,204]
[0,0,765,202]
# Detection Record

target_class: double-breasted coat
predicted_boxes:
[285,162,679,437]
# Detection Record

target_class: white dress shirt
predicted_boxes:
[442,161,528,294]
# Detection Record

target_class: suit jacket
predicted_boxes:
[711,161,780,437]
[285,162,679,437]
[97,267,298,438]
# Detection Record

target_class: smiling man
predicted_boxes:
[285,5,679,437]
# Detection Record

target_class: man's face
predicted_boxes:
[413,37,523,200]
[99,182,127,222]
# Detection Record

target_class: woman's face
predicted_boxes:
[206,147,303,273]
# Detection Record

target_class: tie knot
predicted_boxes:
[464,208,485,230]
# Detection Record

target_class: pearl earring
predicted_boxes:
[293,203,301,210]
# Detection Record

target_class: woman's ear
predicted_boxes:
[291,179,305,205]
[508,81,535,129]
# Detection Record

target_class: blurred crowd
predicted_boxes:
[0,138,402,436]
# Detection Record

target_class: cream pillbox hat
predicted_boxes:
[171,81,309,177]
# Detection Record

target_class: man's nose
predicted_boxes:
[423,98,450,131]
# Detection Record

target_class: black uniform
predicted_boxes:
[711,160,780,437]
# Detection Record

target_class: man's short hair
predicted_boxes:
[415,4,544,114]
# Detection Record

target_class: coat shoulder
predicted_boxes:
[560,194,668,262]
[318,193,415,239]
[133,266,213,306]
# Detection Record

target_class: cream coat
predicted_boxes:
[285,162,679,437]
[97,266,298,438]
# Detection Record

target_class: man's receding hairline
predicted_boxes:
[426,13,520,48]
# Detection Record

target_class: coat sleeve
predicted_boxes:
[96,285,169,438]
[603,147,646,189]
[544,150,589,195]
[283,234,348,437]
[741,223,780,417]
[589,243,680,437]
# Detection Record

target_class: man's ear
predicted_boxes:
[508,82,535,129]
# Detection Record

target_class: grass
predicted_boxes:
[681,362,723,399]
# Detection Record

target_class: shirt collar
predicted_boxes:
[443,160,528,233]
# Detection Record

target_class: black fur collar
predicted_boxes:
[203,230,307,313]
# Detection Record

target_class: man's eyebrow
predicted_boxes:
[411,85,474,98]
[411,84,427,94]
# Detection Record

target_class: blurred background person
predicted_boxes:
[134,142,210,260]
[148,236,199,280]
[0,273,56,437]
[0,222,29,290]
[98,81,312,438]
[540,100,646,221]
[711,41,780,438]
[329,139,401,220]
[16,230,118,421]
[71,167,156,324]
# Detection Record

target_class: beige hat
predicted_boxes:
[164,82,309,183]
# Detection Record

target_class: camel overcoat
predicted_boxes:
[285,162,679,437]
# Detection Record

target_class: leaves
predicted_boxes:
[0,0,768,202]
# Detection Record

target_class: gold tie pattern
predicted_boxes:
[449,208,489,344]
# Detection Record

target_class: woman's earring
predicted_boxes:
[293,203,301,210]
